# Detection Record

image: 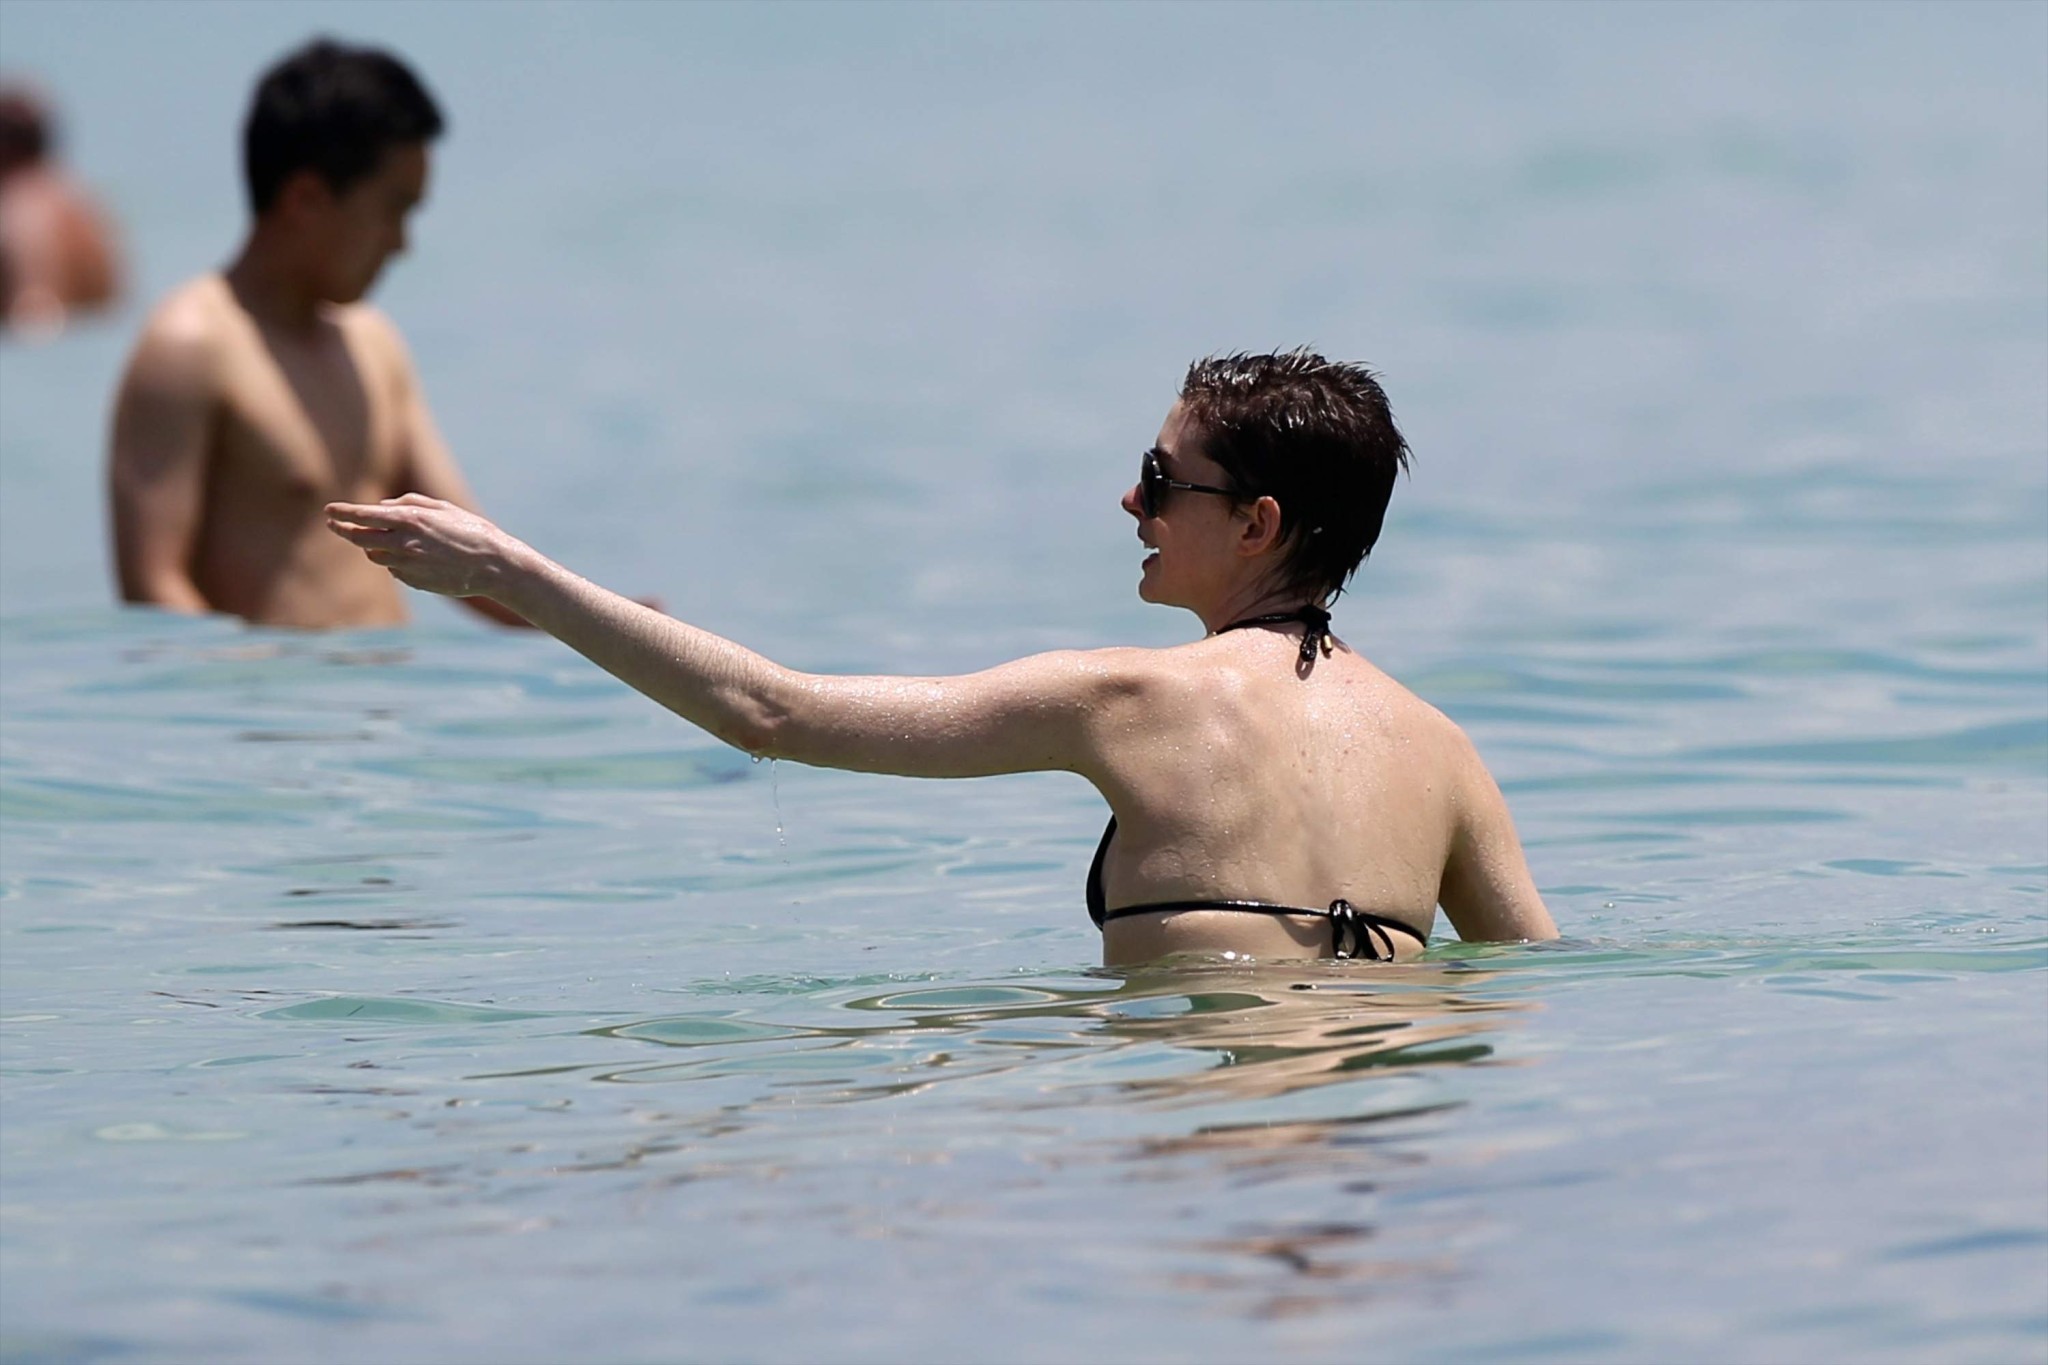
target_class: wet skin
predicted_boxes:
[327,400,1556,963]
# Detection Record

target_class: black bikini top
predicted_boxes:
[1084,605,1429,963]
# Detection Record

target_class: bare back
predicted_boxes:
[0,165,121,325]
[1087,625,1537,963]
[109,275,433,628]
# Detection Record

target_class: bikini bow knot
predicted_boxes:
[1295,605,1333,667]
[1215,604,1333,667]
[1327,898,1396,962]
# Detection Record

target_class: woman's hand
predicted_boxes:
[325,494,532,604]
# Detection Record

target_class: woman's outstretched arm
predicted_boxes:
[326,495,1131,779]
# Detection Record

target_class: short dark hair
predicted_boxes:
[0,86,52,172]
[1179,349,1412,605]
[243,38,444,215]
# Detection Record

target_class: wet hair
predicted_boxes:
[1178,348,1412,605]
[243,38,443,215]
[0,86,52,175]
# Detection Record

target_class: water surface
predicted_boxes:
[2,3,2044,1362]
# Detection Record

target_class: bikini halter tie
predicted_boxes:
[1326,898,1397,962]
[1215,604,1333,667]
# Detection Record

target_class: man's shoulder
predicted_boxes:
[328,303,418,392]
[135,276,240,357]
[331,302,410,358]
[120,276,237,390]
[147,274,234,329]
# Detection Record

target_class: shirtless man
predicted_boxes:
[0,84,122,333]
[107,39,525,630]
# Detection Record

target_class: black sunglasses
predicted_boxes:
[1139,447,1237,519]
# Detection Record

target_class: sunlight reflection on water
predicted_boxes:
[2,2,2045,1361]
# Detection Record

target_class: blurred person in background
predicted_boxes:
[106,38,532,629]
[0,81,123,335]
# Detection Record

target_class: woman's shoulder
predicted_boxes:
[1303,646,1479,751]
[1364,670,1494,780]
[1035,643,1188,701]
[986,643,1226,729]
[1081,636,1272,689]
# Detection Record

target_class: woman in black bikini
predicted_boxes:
[328,349,1557,964]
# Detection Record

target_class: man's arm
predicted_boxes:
[369,313,532,628]
[1437,731,1559,943]
[107,307,217,613]
[327,495,1126,779]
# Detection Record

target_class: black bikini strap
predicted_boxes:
[1096,894,1421,962]
[1091,800,1421,960]
[1215,604,1333,668]
[1086,815,1117,928]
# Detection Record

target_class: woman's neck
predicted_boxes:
[1198,581,1320,636]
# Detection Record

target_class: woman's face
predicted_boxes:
[1123,401,1247,608]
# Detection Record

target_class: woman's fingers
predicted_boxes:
[327,519,396,548]
[325,497,444,528]
[322,497,506,601]
[325,506,408,539]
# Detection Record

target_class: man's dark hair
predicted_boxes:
[1178,349,1412,605]
[243,38,444,215]
[0,86,52,175]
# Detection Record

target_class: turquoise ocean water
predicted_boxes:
[2,3,2045,1361]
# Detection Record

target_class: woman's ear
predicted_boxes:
[1236,495,1287,558]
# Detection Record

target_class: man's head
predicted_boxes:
[1174,349,1411,605]
[0,84,53,180]
[243,39,443,303]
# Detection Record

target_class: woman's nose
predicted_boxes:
[1120,483,1142,518]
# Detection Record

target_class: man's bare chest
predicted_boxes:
[214,329,402,501]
